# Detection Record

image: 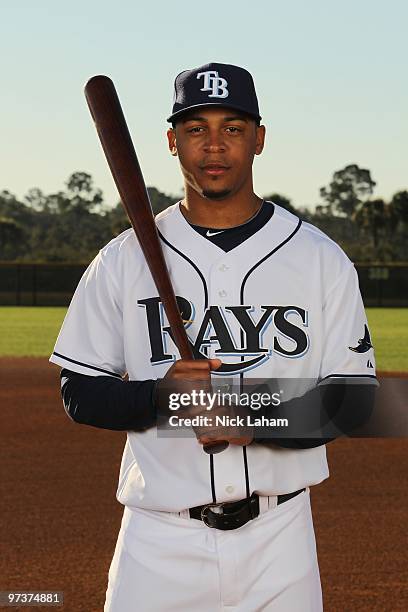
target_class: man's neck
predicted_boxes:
[180,189,263,229]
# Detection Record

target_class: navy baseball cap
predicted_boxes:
[167,62,261,124]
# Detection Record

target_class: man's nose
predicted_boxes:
[203,130,226,152]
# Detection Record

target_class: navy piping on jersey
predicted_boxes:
[161,215,303,503]
[240,218,302,304]
[209,456,216,503]
[158,231,208,309]
[238,217,302,494]
[243,447,250,499]
[320,373,378,382]
[52,352,122,378]
[158,229,218,500]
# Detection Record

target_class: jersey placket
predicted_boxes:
[207,255,251,503]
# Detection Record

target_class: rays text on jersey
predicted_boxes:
[138,296,309,374]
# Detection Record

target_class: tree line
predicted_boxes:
[0,164,407,263]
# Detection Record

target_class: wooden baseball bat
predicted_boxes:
[84,75,228,455]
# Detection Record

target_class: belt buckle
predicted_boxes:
[200,502,226,528]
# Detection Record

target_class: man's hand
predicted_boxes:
[155,359,253,447]
[159,358,221,384]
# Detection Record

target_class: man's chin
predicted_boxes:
[202,189,232,201]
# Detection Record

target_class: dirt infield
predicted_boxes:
[1,358,407,611]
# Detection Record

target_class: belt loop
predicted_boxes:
[267,495,278,510]
[258,496,269,515]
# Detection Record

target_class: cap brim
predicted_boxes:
[167,102,261,124]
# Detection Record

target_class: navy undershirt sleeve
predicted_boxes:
[60,368,157,431]
[252,382,376,449]
[60,368,376,448]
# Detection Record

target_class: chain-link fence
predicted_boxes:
[0,262,407,307]
[0,263,87,306]
[356,264,408,306]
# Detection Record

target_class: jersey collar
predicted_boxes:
[156,202,301,276]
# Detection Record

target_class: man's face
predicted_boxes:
[167,107,265,201]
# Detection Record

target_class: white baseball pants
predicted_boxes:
[104,489,323,611]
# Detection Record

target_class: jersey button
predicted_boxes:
[218,290,227,298]
[225,485,235,494]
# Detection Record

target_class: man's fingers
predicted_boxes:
[209,359,222,370]
[175,359,209,368]
[173,371,210,380]
[167,358,222,380]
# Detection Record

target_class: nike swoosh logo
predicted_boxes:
[206,230,225,237]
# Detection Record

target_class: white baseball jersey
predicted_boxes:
[50,202,376,512]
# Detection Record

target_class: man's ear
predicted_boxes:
[167,128,178,157]
[255,125,266,155]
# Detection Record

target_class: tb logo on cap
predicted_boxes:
[197,70,229,98]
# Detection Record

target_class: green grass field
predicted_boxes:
[0,307,406,371]
[0,307,67,358]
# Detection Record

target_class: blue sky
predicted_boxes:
[2,0,407,210]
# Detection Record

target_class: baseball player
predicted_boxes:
[50,62,377,611]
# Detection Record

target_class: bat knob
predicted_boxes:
[203,441,229,454]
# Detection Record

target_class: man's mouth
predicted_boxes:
[201,164,230,176]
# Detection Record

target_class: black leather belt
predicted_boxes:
[189,489,305,530]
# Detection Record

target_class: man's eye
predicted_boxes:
[188,126,204,133]
[226,126,241,133]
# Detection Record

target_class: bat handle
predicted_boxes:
[177,348,229,455]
